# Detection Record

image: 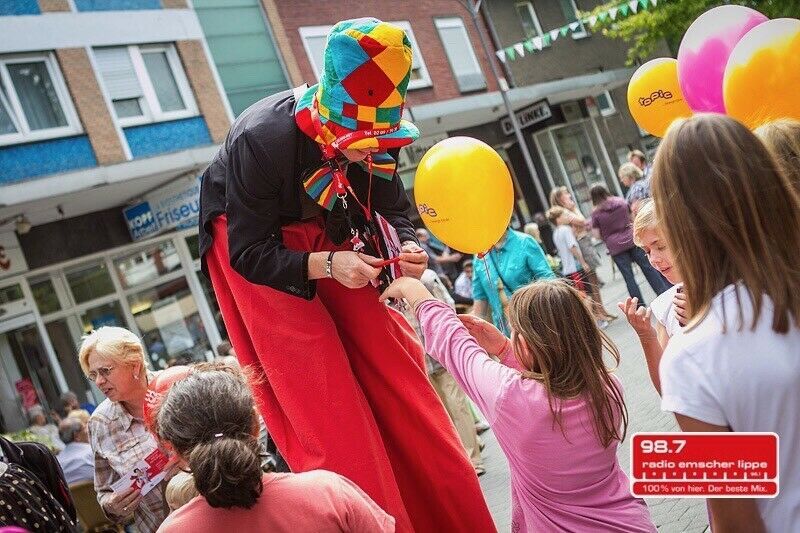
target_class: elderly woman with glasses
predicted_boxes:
[79,326,172,533]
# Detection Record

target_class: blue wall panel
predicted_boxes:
[124,117,212,159]
[0,0,40,15]
[75,0,160,11]
[0,136,97,185]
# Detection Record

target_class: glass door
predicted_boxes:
[0,315,60,433]
[551,122,608,216]
[45,317,98,405]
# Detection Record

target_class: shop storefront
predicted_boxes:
[532,116,622,216]
[0,228,224,433]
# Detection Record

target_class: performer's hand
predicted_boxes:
[331,252,381,289]
[379,277,431,306]
[398,242,428,279]
[458,315,509,355]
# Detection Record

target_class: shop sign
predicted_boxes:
[0,231,28,280]
[124,175,201,241]
[501,100,552,135]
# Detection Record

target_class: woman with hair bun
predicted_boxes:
[154,369,394,532]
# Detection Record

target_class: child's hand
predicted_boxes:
[379,277,427,304]
[458,314,509,355]
[617,297,655,338]
[673,290,688,326]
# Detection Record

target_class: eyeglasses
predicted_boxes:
[88,365,116,381]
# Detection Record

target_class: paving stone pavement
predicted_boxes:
[477,257,709,532]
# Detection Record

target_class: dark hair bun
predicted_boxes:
[188,436,262,509]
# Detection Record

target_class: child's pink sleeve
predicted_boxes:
[416,300,517,424]
[498,341,525,372]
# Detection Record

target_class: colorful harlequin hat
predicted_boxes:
[295,17,420,151]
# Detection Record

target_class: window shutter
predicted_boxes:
[94,47,143,100]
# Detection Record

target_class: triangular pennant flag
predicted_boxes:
[639,0,649,9]
[533,36,543,50]
[523,39,535,53]
[569,21,580,31]
[550,29,560,41]
[506,46,516,60]
[514,42,525,57]
[620,4,630,16]
[609,7,618,20]
[496,49,506,63]
[560,26,569,37]
[651,0,658,6]
[598,12,608,22]
[629,0,639,12]
[589,15,598,27]
[542,34,552,47]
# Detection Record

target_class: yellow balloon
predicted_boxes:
[627,58,693,137]
[414,137,514,254]
[724,18,800,130]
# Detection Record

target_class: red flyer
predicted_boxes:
[630,432,779,498]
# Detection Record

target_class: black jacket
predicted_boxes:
[199,89,418,299]
[0,436,77,521]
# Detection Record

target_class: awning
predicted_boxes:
[409,68,635,136]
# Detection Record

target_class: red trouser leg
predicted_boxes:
[207,216,412,531]
[207,215,495,533]
[317,276,496,532]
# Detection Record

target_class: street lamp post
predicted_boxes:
[457,0,549,210]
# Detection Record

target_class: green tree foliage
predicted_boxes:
[586,0,800,65]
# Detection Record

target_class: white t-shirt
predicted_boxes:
[660,285,800,531]
[552,225,579,275]
[649,284,682,337]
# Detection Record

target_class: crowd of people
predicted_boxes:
[2,17,799,533]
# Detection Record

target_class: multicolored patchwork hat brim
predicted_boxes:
[295,83,419,150]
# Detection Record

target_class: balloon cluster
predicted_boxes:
[627,6,800,136]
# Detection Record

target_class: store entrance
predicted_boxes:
[0,314,60,433]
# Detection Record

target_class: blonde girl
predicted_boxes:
[618,200,686,394]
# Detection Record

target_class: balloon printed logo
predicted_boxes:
[417,204,438,218]
[638,90,674,107]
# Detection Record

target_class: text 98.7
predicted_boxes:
[640,439,686,454]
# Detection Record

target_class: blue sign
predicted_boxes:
[123,202,159,241]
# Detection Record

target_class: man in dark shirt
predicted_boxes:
[198,18,494,533]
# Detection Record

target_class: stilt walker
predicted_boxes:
[197,18,495,533]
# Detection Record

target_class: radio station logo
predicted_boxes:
[639,89,674,107]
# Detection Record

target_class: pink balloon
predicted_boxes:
[677,5,767,113]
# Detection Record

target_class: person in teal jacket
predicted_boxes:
[471,228,557,335]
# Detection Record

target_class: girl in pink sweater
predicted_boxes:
[381,278,654,532]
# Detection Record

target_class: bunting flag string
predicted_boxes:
[496,0,663,63]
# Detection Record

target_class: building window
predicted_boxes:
[93,44,198,127]
[515,1,545,42]
[434,17,487,93]
[559,0,588,39]
[596,91,616,116]
[299,22,432,90]
[0,53,82,146]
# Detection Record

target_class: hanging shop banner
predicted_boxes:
[124,175,201,241]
